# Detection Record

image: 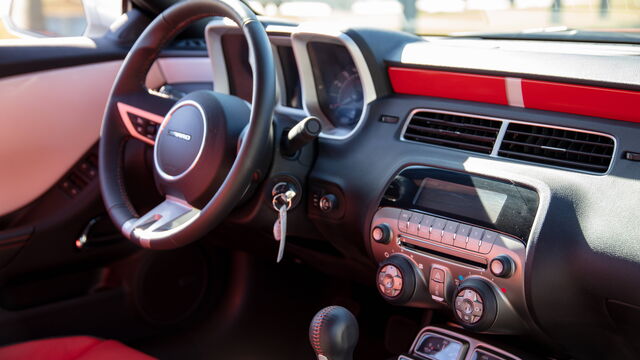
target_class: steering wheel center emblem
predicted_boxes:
[168,129,192,141]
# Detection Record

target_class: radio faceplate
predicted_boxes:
[381,167,539,242]
[371,207,529,334]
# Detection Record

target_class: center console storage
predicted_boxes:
[370,167,539,334]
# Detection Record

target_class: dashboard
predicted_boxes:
[202,18,640,360]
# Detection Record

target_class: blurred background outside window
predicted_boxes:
[1,0,86,39]
[0,0,638,40]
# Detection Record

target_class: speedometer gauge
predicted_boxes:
[327,66,364,126]
[307,42,365,131]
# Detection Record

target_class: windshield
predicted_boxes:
[251,0,640,37]
[1,0,638,41]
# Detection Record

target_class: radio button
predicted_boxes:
[431,268,445,283]
[418,215,434,238]
[408,213,423,236]
[442,221,459,245]
[454,224,471,248]
[429,279,444,300]
[479,231,498,253]
[429,218,447,242]
[398,210,412,233]
[466,227,484,252]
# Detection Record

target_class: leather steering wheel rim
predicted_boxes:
[99,0,275,249]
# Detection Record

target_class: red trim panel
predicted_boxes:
[521,79,640,123]
[388,66,640,124]
[388,67,508,105]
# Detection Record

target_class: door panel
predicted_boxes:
[0,60,121,216]
[0,6,215,345]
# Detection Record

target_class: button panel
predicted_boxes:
[393,210,500,256]
[58,148,98,198]
[371,207,528,334]
[129,112,159,142]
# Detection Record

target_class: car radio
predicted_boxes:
[370,167,539,333]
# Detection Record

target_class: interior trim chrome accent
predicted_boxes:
[505,77,524,108]
[410,326,521,360]
[400,108,618,175]
[116,102,165,145]
[414,331,467,360]
[153,100,208,181]
[123,195,201,248]
[204,19,305,117]
[291,26,378,140]
[205,18,235,95]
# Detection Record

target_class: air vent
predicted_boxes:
[498,123,614,173]
[403,111,502,154]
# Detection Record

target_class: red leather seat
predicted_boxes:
[0,336,155,360]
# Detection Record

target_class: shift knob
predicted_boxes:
[309,306,359,360]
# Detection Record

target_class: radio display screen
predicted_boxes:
[381,167,539,241]
[414,178,508,224]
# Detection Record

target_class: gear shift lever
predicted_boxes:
[309,306,359,360]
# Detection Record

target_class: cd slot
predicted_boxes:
[399,236,488,270]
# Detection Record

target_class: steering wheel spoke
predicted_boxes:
[116,91,176,145]
[123,196,200,249]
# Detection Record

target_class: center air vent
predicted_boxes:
[403,111,502,154]
[498,123,614,173]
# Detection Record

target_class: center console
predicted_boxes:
[370,167,539,333]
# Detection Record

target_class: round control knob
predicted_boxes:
[377,265,403,298]
[376,255,416,305]
[319,194,337,213]
[453,278,497,331]
[371,224,392,244]
[490,255,515,278]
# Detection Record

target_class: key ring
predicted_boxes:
[272,192,292,211]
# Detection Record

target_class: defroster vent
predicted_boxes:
[498,123,614,173]
[403,111,502,154]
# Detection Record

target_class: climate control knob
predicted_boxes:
[453,279,497,331]
[490,255,515,278]
[378,264,403,298]
[376,255,417,305]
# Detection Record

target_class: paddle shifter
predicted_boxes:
[310,306,359,360]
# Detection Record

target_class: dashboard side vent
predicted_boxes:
[498,123,614,173]
[403,111,502,154]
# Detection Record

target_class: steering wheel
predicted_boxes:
[99,0,275,249]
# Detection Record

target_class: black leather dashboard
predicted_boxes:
[212,22,640,359]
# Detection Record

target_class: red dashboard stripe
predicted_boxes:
[521,79,640,123]
[388,66,640,124]
[388,67,508,105]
